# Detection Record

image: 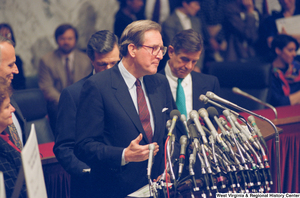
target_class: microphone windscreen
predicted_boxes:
[207,106,219,119]
[187,119,194,126]
[170,109,181,119]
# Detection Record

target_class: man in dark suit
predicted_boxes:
[160,29,220,118]
[74,20,179,197]
[0,36,29,148]
[53,30,120,198]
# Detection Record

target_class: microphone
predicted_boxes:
[178,135,188,178]
[147,143,155,180]
[168,110,181,136]
[198,108,229,152]
[232,87,278,119]
[189,110,208,144]
[199,94,239,117]
[207,106,233,149]
[180,114,190,138]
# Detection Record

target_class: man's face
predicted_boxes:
[91,44,120,73]
[57,29,77,54]
[183,1,201,16]
[168,46,201,78]
[0,42,18,84]
[133,30,164,77]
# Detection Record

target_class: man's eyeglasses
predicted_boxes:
[141,45,167,56]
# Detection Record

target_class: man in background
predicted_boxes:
[160,29,220,119]
[0,35,28,149]
[38,24,92,132]
[53,30,120,198]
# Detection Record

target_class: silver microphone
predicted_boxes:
[147,143,155,180]
[232,87,277,119]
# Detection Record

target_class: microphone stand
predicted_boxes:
[232,87,278,119]
[211,98,281,193]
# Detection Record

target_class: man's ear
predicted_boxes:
[128,43,136,57]
[168,45,175,58]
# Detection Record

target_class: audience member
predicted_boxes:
[0,36,29,150]
[258,0,300,58]
[160,29,220,119]
[200,0,228,63]
[0,23,26,90]
[53,30,120,198]
[74,20,180,197]
[114,0,144,38]
[223,0,260,61]
[0,77,27,198]
[270,34,300,106]
[161,0,204,71]
[38,24,92,132]
[138,0,175,24]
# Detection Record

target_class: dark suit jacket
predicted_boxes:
[74,64,178,197]
[0,135,27,198]
[160,68,221,179]
[160,69,221,111]
[10,97,29,145]
[53,72,92,198]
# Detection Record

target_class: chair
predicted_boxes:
[206,59,272,110]
[12,88,54,144]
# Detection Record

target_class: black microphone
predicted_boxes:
[168,110,181,136]
[178,135,188,178]
[147,143,155,180]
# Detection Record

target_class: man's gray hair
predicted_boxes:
[119,20,161,57]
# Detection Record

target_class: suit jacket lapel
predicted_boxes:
[111,66,149,143]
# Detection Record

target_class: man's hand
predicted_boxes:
[124,133,159,162]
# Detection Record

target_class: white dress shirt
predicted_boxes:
[175,9,192,30]
[145,0,170,24]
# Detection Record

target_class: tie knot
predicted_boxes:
[178,78,183,84]
[135,79,141,87]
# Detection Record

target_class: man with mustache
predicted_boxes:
[38,24,92,132]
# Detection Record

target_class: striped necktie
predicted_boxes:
[136,79,153,143]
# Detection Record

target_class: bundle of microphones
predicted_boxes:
[147,92,273,198]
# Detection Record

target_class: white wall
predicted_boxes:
[0,0,119,76]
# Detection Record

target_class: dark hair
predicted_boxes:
[0,77,12,107]
[0,23,16,46]
[271,34,299,55]
[170,29,203,54]
[119,20,161,57]
[54,24,78,43]
[86,30,118,61]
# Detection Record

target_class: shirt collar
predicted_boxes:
[118,60,144,89]
[165,61,191,86]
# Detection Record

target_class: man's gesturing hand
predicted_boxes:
[124,133,159,162]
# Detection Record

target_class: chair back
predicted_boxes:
[12,88,54,144]
[206,59,272,110]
